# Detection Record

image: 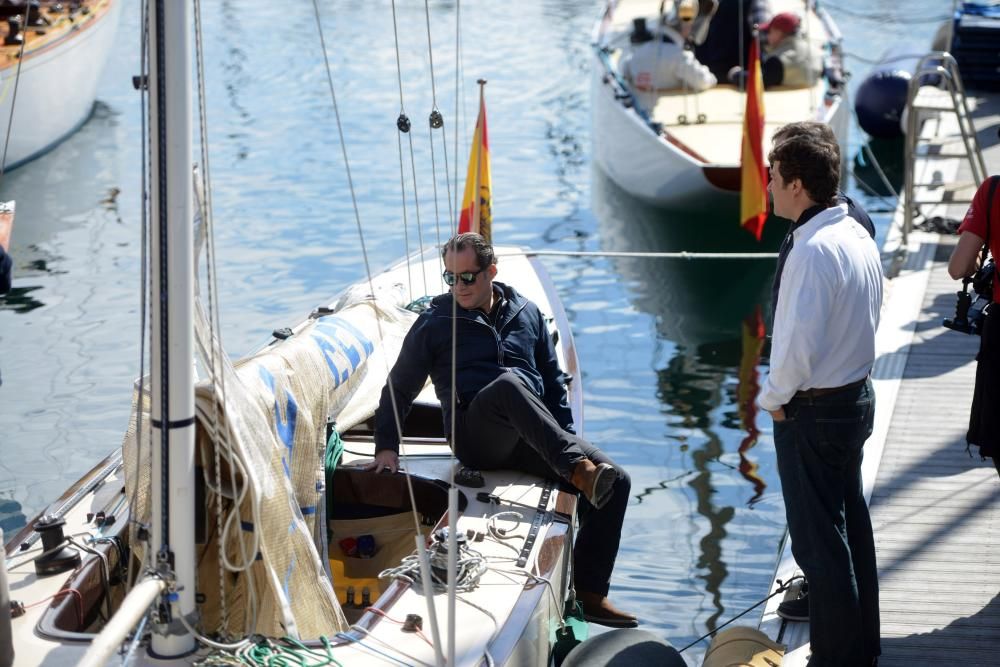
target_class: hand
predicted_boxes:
[769,407,787,423]
[364,450,399,474]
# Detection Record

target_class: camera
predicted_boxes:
[944,258,994,336]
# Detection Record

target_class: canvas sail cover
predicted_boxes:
[122,280,418,638]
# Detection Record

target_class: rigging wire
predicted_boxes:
[127,0,153,594]
[421,0,456,481]
[336,630,432,667]
[424,11,465,657]
[120,606,151,667]
[860,141,900,201]
[827,6,950,25]
[453,0,463,226]
[193,0,234,636]
[675,575,805,653]
[497,248,779,259]
[389,0,415,301]
[0,1,30,182]
[308,0,429,563]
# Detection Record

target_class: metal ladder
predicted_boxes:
[902,51,987,245]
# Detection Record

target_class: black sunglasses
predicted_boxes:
[442,268,485,286]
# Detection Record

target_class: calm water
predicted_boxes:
[0,1,947,662]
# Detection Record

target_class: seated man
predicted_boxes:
[659,0,718,47]
[695,0,768,81]
[368,232,636,628]
[621,16,717,92]
[729,12,823,88]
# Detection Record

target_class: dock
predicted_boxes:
[759,63,1000,666]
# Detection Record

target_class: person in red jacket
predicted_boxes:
[0,206,12,294]
[948,174,1000,476]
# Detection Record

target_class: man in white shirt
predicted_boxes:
[759,133,883,667]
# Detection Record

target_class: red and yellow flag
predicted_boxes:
[458,81,492,243]
[740,36,767,241]
[736,304,767,503]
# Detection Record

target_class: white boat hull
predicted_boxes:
[0,0,121,171]
[591,56,712,207]
[591,0,850,209]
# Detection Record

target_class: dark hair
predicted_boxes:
[768,134,840,205]
[442,232,496,270]
[772,121,840,163]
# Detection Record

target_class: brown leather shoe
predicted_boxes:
[577,590,638,628]
[570,461,616,510]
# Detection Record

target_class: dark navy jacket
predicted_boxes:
[0,245,11,294]
[374,281,574,454]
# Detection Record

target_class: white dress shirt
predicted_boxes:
[758,204,883,412]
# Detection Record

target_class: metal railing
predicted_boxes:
[902,51,986,245]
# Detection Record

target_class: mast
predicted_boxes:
[148,0,197,656]
[79,3,197,664]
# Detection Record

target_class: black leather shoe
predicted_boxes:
[577,591,639,629]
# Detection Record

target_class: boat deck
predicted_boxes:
[759,85,1000,665]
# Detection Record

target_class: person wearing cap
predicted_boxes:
[621,11,716,93]
[727,12,823,89]
[761,11,823,87]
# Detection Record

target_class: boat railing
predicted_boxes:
[594,46,661,134]
[901,51,986,247]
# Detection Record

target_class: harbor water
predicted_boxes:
[0,1,949,662]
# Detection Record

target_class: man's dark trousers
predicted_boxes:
[453,373,631,597]
[774,379,880,667]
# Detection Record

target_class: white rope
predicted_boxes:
[378,539,489,592]
[176,613,253,652]
[193,0,233,635]
[496,248,778,259]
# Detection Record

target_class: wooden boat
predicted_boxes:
[0,0,120,171]
[1,4,582,665]
[591,0,849,208]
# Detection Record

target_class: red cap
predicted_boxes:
[761,12,800,35]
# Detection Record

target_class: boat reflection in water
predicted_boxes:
[592,166,785,647]
[0,100,125,315]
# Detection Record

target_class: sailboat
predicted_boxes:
[591,0,849,208]
[0,0,121,171]
[1,2,584,665]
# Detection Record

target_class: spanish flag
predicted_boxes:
[740,35,767,241]
[458,80,492,242]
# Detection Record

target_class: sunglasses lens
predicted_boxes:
[443,269,482,287]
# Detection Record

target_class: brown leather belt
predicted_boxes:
[794,376,868,399]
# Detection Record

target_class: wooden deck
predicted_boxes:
[871,238,1000,666]
[759,84,1000,665]
[872,84,1000,666]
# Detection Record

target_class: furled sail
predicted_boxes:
[122,280,418,638]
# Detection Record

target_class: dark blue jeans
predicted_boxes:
[774,379,880,667]
[454,373,631,597]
